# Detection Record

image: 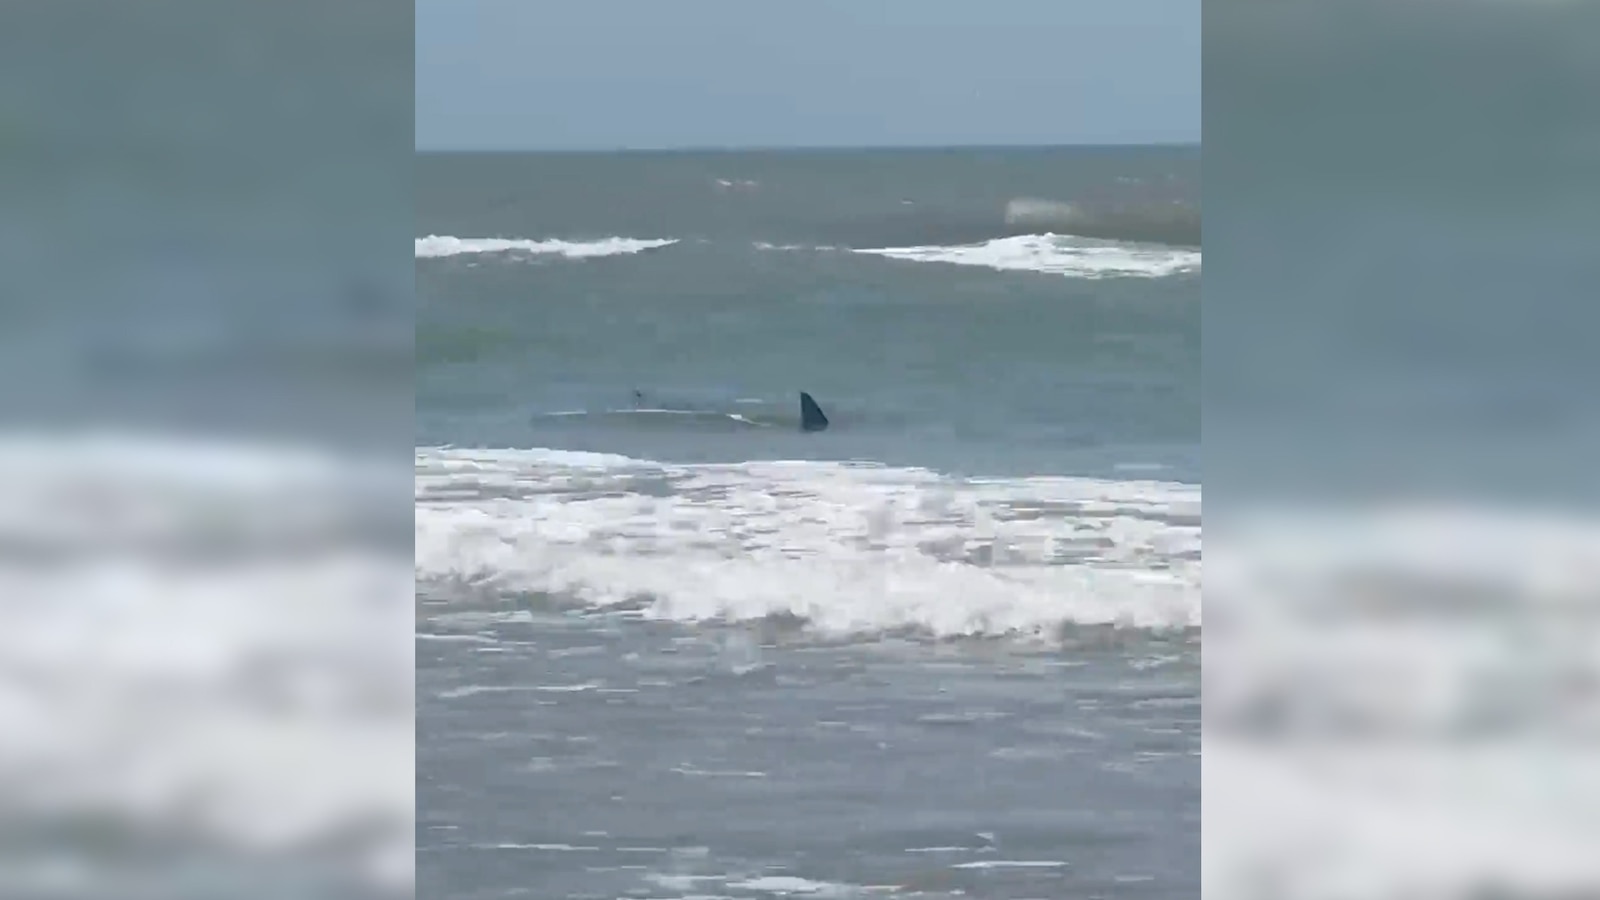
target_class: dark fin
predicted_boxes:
[799,392,829,432]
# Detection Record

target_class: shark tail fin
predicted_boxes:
[799,392,829,432]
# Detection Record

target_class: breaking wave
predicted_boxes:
[849,233,1201,279]
[0,429,413,892]
[415,235,678,259]
[1004,197,1201,248]
[414,446,1201,640]
[805,196,1201,251]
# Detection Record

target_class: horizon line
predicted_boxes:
[415,140,1200,155]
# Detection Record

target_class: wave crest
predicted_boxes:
[415,235,678,259]
[1004,197,1201,247]
[414,446,1201,640]
[850,233,1200,279]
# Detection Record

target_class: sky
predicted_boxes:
[415,0,1199,151]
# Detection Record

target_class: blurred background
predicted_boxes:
[1205,1,1600,897]
[0,3,413,897]
[7,0,1598,895]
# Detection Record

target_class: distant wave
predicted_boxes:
[414,235,678,259]
[810,196,1200,251]
[1004,197,1201,247]
[848,233,1201,280]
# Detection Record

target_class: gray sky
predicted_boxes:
[416,0,1199,150]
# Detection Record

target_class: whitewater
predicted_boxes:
[416,145,1202,898]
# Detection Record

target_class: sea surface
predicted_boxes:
[1205,3,1600,897]
[416,147,1202,899]
[2,5,413,898]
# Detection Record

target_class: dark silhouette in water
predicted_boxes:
[800,392,829,432]
[624,388,828,432]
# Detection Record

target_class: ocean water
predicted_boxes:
[416,147,1201,898]
[1205,2,1600,896]
[2,4,413,897]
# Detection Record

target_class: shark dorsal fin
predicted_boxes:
[799,392,829,432]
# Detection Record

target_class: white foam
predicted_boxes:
[1206,503,1600,897]
[753,241,826,252]
[490,842,600,852]
[415,446,1200,639]
[728,875,857,896]
[949,859,1067,869]
[415,234,678,259]
[850,232,1200,279]
[0,430,412,892]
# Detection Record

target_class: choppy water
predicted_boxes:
[416,146,1200,898]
